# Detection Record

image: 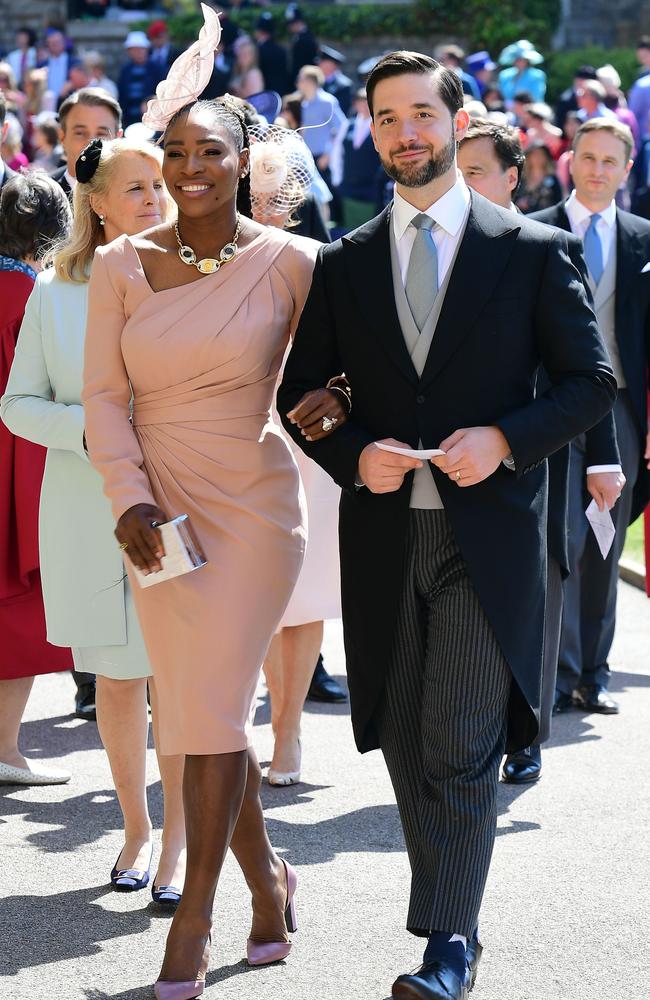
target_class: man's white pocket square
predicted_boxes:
[641,262,650,273]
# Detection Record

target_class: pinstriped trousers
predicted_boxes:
[376,510,511,939]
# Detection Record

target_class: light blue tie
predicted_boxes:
[584,213,604,285]
[405,213,438,331]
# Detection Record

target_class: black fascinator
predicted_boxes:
[76,138,103,184]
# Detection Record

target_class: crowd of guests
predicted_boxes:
[1,6,649,993]
[6,18,650,231]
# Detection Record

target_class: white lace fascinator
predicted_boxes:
[142,4,222,132]
[248,124,314,221]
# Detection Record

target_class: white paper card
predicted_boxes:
[376,443,446,460]
[585,499,616,559]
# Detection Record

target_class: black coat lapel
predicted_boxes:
[419,193,520,390]
[343,207,418,385]
[615,211,646,318]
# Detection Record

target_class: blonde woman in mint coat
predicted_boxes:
[1,139,186,907]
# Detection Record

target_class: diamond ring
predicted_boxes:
[321,416,338,432]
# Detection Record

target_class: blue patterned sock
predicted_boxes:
[423,931,467,982]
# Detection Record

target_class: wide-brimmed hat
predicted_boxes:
[499,40,544,67]
[124,31,150,50]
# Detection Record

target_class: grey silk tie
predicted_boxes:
[405,213,438,331]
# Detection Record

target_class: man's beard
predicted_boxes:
[381,130,456,188]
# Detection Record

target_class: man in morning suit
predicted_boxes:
[278,53,616,1000]
[458,118,624,784]
[50,88,123,201]
[532,117,650,717]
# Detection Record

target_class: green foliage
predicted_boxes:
[161,0,561,50]
[545,47,641,102]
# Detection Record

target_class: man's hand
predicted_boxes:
[645,430,650,470]
[431,426,511,487]
[586,470,626,512]
[358,439,422,494]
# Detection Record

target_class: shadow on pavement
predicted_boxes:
[18,713,106,761]
[0,884,153,976]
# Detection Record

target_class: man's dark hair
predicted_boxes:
[366,51,463,120]
[0,92,6,128]
[513,90,534,105]
[461,116,525,188]
[18,26,37,47]
[58,87,122,133]
[637,36,650,50]
[0,172,71,260]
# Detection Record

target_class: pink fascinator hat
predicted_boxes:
[142,3,222,132]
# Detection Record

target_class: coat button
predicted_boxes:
[416,394,425,404]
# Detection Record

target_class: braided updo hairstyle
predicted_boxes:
[165,96,252,219]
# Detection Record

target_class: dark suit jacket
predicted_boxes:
[278,193,616,755]
[49,164,73,199]
[532,201,650,522]
[258,38,289,96]
[0,163,17,191]
[324,71,353,116]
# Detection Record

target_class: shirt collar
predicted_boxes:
[65,169,76,190]
[566,190,616,229]
[392,172,470,241]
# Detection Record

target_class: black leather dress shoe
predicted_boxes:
[306,655,348,703]
[573,684,619,714]
[552,689,574,714]
[465,935,483,992]
[501,744,542,784]
[392,961,468,1000]
[75,682,97,721]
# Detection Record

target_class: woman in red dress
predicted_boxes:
[0,172,73,785]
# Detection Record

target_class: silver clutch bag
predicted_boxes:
[130,514,207,589]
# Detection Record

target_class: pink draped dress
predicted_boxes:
[82,227,318,755]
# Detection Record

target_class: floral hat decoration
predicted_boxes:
[248,124,314,220]
[142,4,222,132]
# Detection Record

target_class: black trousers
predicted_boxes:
[558,390,639,693]
[376,510,511,939]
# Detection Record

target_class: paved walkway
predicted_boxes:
[1,581,648,1000]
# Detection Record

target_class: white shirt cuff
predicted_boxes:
[502,454,515,471]
[586,465,623,474]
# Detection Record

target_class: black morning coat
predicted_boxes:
[532,201,650,524]
[278,192,617,755]
[535,230,620,577]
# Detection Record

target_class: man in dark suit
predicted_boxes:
[50,88,123,203]
[320,45,353,116]
[458,117,625,783]
[532,117,650,717]
[147,20,182,74]
[0,95,18,192]
[254,13,289,97]
[285,4,318,86]
[278,52,616,1000]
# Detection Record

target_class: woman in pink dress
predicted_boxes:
[81,26,347,985]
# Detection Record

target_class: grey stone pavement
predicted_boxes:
[1,581,649,1000]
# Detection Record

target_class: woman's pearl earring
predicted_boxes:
[98,213,105,226]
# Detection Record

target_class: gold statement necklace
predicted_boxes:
[175,215,242,275]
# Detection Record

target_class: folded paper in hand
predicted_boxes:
[585,499,616,560]
[376,443,446,460]
[130,514,207,588]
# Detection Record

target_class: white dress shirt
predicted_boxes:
[392,172,471,286]
[65,169,76,191]
[565,191,621,476]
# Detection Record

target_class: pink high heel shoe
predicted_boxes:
[246,859,298,966]
[154,932,211,999]
[153,981,204,1000]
